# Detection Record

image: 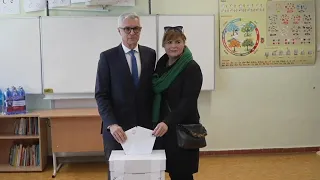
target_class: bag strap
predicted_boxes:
[166,98,207,138]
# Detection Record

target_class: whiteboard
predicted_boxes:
[0,17,42,94]
[41,16,157,93]
[157,15,215,90]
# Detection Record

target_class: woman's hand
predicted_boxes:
[152,122,168,137]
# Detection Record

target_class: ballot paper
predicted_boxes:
[121,126,156,155]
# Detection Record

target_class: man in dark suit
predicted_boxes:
[94,12,156,180]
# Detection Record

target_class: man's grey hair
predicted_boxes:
[117,12,140,27]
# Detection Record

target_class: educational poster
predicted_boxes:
[219,0,316,68]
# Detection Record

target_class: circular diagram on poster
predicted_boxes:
[222,18,260,56]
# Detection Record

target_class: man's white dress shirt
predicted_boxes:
[121,43,141,78]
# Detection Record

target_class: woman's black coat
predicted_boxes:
[153,53,203,175]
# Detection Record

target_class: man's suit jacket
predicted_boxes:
[95,43,156,147]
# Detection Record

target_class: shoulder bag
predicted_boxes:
[166,100,207,149]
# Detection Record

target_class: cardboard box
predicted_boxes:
[109,150,166,180]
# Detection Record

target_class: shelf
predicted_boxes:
[0,134,39,140]
[0,113,39,119]
[0,164,42,172]
[0,117,48,172]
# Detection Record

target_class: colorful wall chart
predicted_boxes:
[219,0,316,68]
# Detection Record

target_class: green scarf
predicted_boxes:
[152,46,193,125]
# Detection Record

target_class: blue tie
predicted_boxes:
[129,50,139,87]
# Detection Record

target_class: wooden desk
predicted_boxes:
[35,108,103,178]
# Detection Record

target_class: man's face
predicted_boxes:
[118,18,142,47]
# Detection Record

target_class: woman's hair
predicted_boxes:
[162,29,187,47]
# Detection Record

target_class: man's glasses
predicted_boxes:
[164,26,183,33]
[119,26,142,34]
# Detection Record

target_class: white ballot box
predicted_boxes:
[109,150,166,180]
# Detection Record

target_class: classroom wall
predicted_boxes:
[1,0,319,152]
[152,0,320,151]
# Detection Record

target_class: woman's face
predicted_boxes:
[164,37,185,58]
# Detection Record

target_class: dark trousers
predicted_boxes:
[103,131,122,180]
[169,173,194,180]
[154,137,194,180]
[153,136,164,150]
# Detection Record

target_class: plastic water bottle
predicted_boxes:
[18,86,26,113]
[0,89,3,115]
[18,86,25,100]
[11,86,18,99]
[4,88,12,115]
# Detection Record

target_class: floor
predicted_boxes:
[0,152,319,180]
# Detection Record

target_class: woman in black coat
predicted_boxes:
[152,26,203,180]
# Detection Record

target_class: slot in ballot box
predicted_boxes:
[109,150,166,180]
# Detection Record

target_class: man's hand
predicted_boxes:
[109,124,127,144]
[152,122,168,137]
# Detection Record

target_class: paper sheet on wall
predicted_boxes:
[0,0,20,15]
[71,0,87,3]
[110,0,135,6]
[121,126,156,155]
[49,0,71,8]
[85,0,135,6]
[24,0,46,12]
